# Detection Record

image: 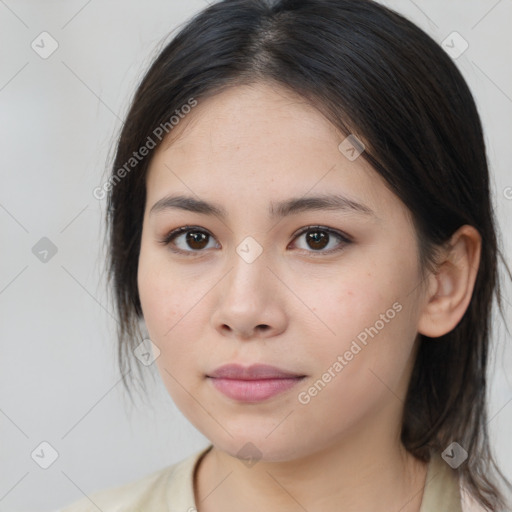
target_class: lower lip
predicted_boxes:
[208,377,305,402]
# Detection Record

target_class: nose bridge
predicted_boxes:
[226,234,273,301]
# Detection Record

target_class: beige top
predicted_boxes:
[57,444,481,512]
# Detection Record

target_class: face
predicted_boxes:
[137,82,428,463]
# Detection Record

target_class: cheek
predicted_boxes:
[295,255,419,399]
[138,270,175,341]
[138,257,205,414]
[138,245,189,339]
[294,299,417,439]
[290,265,387,346]
[137,248,210,376]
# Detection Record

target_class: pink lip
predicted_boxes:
[208,363,304,380]
[207,364,306,402]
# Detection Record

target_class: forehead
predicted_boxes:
[144,82,409,225]
[160,82,339,154]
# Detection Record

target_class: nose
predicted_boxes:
[210,248,287,341]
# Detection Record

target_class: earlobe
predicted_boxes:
[417,225,481,338]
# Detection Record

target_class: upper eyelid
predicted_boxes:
[293,225,352,242]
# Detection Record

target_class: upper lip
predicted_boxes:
[207,364,305,380]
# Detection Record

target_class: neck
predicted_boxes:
[194,433,428,512]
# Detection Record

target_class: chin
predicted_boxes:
[207,431,312,464]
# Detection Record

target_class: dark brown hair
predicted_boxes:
[101,0,512,509]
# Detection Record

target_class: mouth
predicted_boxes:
[206,363,306,402]
[207,363,306,380]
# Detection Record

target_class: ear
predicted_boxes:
[417,225,482,338]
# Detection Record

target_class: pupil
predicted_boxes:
[187,231,207,249]
[307,230,328,250]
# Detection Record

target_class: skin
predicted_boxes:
[137,82,481,512]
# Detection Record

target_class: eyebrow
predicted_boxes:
[149,193,376,219]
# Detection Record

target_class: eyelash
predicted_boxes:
[158,224,352,257]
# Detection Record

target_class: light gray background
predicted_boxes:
[1,1,511,511]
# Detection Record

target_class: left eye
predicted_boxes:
[291,226,352,254]
[160,225,352,256]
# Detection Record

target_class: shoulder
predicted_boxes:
[460,483,488,512]
[56,465,175,512]
[55,445,212,512]
[420,451,463,512]
[421,451,488,512]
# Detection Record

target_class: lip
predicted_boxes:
[207,364,306,402]
[207,363,305,380]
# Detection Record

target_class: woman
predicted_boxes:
[59,0,512,510]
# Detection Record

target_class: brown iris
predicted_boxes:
[305,230,329,250]
[186,231,209,250]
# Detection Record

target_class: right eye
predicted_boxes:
[159,225,219,256]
